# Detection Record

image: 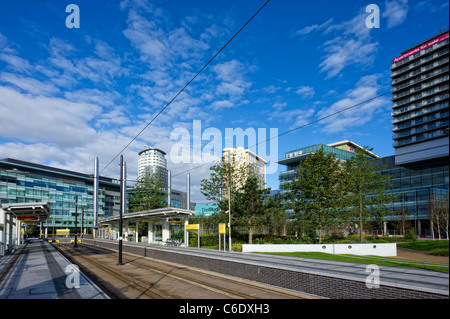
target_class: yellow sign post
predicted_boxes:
[218,224,226,251]
[185,224,200,249]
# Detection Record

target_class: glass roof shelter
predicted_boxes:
[0,201,51,256]
[98,207,196,247]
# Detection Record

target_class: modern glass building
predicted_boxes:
[391,30,449,166]
[372,155,448,236]
[0,158,120,235]
[387,31,449,236]
[278,141,378,194]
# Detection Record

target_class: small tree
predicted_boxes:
[128,173,167,238]
[263,195,289,236]
[429,190,449,240]
[200,155,249,215]
[342,147,392,243]
[128,173,167,212]
[232,175,270,244]
[285,147,343,242]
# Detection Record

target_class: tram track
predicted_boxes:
[54,243,172,299]
[54,243,310,299]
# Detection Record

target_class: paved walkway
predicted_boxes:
[0,239,109,299]
[396,247,449,264]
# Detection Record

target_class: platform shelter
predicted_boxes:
[0,202,51,256]
[98,207,196,247]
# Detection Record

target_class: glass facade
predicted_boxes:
[0,158,120,234]
[391,31,449,165]
[372,156,448,236]
[278,144,369,193]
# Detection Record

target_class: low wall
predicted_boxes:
[242,243,397,257]
[81,239,446,299]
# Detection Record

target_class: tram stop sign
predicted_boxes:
[219,223,226,234]
[185,224,199,230]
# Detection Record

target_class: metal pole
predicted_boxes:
[187,173,190,210]
[74,196,78,247]
[228,185,231,252]
[81,207,84,238]
[93,157,99,236]
[168,169,171,207]
[118,155,125,265]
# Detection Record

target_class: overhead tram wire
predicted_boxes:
[99,0,272,175]
[171,90,391,178]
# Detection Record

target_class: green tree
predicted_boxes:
[342,147,392,242]
[200,155,250,216]
[232,175,270,244]
[285,147,343,242]
[128,173,168,239]
[128,172,167,212]
[263,194,289,236]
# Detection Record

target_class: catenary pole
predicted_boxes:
[118,155,126,265]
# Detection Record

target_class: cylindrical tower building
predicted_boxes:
[137,147,168,188]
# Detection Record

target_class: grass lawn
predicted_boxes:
[261,251,449,273]
[398,240,449,251]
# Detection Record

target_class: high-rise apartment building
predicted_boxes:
[137,147,168,187]
[222,147,267,188]
[390,30,449,166]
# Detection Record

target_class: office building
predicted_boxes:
[390,30,449,166]
[138,147,168,187]
[383,30,449,236]
[0,158,120,235]
[371,155,448,236]
[278,141,378,194]
[222,147,267,188]
[169,189,195,210]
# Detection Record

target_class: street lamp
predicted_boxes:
[219,185,232,252]
[74,196,78,247]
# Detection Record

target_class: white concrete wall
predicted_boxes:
[242,243,397,257]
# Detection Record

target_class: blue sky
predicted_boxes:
[0,0,448,204]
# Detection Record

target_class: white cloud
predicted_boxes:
[0,72,59,96]
[45,37,125,88]
[383,0,409,28]
[316,74,391,134]
[210,59,252,107]
[294,18,333,36]
[319,39,378,79]
[0,53,32,73]
[0,86,100,147]
[0,1,255,205]
[296,8,379,79]
[269,101,315,130]
[295,86,315,99]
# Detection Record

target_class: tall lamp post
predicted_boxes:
[74,196,78,247]
[118,155,126,265]
[219,185,232,252]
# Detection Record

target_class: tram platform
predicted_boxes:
[0,239,109,299]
